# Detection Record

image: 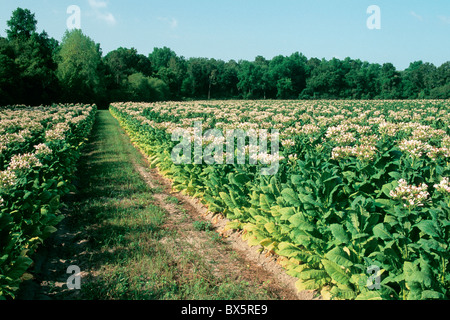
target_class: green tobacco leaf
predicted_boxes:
[325,247,353,268]
[291,175,303,187]
[296,279,323,292]
[403,261,432,288]
[421,290,446,300]
[279,207,296,220]
[7,255,33,280]
[281,188,300,207]
[416,220,439,238]
[219,192,236,209]
[374,198,392,208]
[277,242,303,258]
[381,181,397,198]
[355,291,383,300]
[322,259,350,286]
[418,238,447,253]
[225,220,242,231]
[264,222,276,233]
[259,194,272,211]
[373,223,393,240]
[269,176,280,196]
[388,171,402,180]
[330,284,357,300]
[297,270,331,291]
[289,214,315,232]
[232,173,251,185]
[329,224,350,244]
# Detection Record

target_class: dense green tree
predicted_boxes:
[103,47,153,102]
[303,58,346,99]
[181,57,225,99]
[402,61,437,99]
[219,60,240,98]
[6,8,37,40]
[56,29,105,104]
[3,8,59,105]
[429,61,450,98]
[3,7,450,106]
[105,47,152,85]
[267,53,308,99]
[0,37,19,105]
[127,73,169,102]
[237,57,270,99]
[149,47,186,99]
[377,63,402,99]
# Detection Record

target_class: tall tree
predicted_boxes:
[103,47,153,101]
[105,47,152,85]
[402,61,437,99]
[56,29,105,104]
[0,37,19,105]
[429,61,450,98]
[5,8,59,105]
[6,8,37,40]
[377,63,402,99]
[127,73,169,102]
[149,47,186,99]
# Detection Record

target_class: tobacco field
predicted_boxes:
[0,104,96,298]
[110,100,450,300]
[1,100,449,300]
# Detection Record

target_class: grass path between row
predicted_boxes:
[17,110,305,300]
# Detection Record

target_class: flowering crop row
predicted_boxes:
[111,100,450,300]
[0,104,96,299]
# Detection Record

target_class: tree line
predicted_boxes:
[1,8,450,108]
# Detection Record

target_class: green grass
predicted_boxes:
[63,110,281,300]
[192,220,213,232]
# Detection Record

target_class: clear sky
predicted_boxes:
[1,0,449,70]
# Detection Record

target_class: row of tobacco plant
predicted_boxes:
[0,104,96,299]
[111,100,450,300]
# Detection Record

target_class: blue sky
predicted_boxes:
[1,0,450,70]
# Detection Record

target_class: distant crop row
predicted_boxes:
[0,104,96,299]
[111,100,450,300]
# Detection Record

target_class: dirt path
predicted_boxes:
[126,132,315,301]
[131,158,314,301]
[17,110,314,300]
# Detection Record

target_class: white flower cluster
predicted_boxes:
[202,134,226,146]
[0,132,26,145]
[443,136,450,149]
[398,139,431,158]
[398,137,450,160]
[331,144,377,161]
[378,121,398,137]
[427,146,450,160]
[0,170,17,189]
[325,124,358,145]
[434,177,450,194]
[34,143,53,156]
[281,139,296,147]
[45,122,70,141]
[389,179,429,208]
[299,124,321,135]
[8,153,42,171]
[411,126,446,142]
[250,152,285,164]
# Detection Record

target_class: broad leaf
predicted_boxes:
[322,259,350,285]
[281,188,300,207]
[329,224,350,244]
